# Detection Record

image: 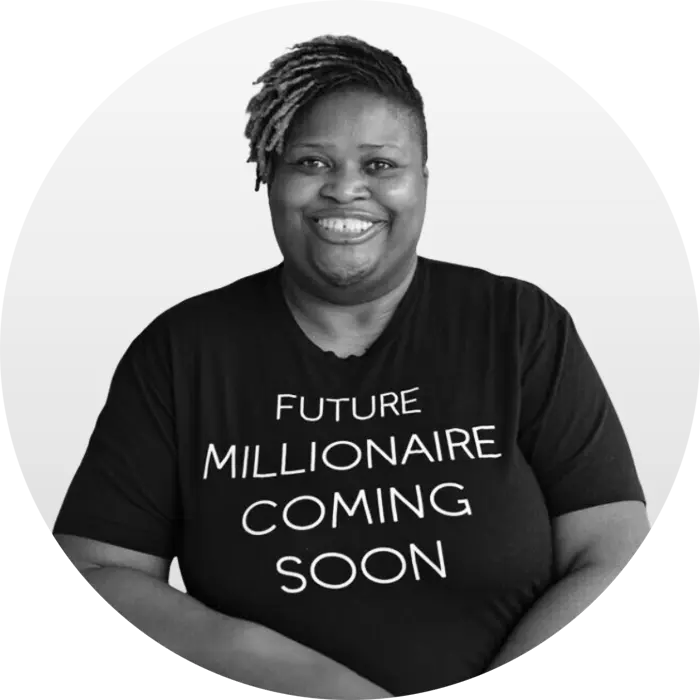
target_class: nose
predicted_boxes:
[319,165,370,202]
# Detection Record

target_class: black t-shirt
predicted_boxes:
[54,257,645,694]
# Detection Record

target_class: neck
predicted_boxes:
[281,257,418,357]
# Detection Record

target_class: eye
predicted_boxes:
[370,159,394,170]
[297,158,395,171]
[297,158,323,167]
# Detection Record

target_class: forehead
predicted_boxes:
[285,90,420,150]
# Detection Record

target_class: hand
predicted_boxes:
[238,622,393,698]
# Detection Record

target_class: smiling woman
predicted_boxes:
[269,90,427,306]
[52,34,649,699]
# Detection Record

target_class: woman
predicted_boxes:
[53,35,649,698]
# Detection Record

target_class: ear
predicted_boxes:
[423,164,429,180]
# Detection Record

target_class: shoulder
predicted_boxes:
[163,265,277,324]
[153,265,275,331]
[420,256,567,325]
[121,265,280,363]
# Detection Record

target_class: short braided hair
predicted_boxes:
[244,35,427,191]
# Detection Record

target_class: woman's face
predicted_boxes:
[268,90,428,304]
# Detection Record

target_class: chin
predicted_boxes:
[310,248,380,289]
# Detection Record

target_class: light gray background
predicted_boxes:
[2,0,696,587]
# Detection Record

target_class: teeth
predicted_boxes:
[316,218,375,234]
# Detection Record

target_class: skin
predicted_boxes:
[267,89,429,310]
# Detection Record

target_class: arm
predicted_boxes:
[55,534,392,699]
[486,500,649,671]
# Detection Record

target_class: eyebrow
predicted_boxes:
[290,142,401,150]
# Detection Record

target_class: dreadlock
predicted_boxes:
[244,35,427,191]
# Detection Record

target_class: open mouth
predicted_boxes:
[311,216,387,244]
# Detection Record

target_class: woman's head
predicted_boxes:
[244,36,429,304]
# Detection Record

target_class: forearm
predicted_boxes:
[83,566,390,698]
[486,563,623,671]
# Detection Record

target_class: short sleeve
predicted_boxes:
[517,284,645,517]
[53,319,181,559]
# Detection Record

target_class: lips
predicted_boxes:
[312,209,385,222]
[311,209,387,245]
[311,219,386,245]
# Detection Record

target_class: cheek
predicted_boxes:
[378,177,426,219]
[271,177,319,216]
